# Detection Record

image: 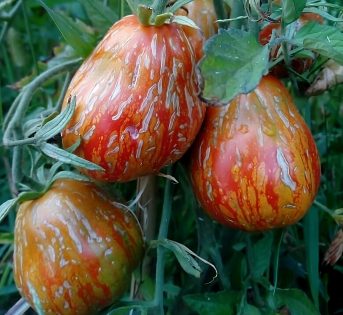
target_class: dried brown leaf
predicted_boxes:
[306,59,343,96]
[324,229,343,266]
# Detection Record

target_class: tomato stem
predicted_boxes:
[230,0,245,29]
[137,0,171,26]
[314,200,333,217]
[272,230,285,295]
[246,234,265,307]
[11,146,23,194]
[213,0,227,22]
[154,165,173,313]
[151,0,169,17]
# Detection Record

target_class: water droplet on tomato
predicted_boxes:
[125,126,139,140]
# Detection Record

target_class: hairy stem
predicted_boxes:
[3,58,81,145]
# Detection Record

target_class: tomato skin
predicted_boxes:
[259,13,324,76]
[62,15,206,182]
[13,179,144,315]
[179,25,204,62]
[177,0,218,61]
[184,0,218,40]
[189,76,321,231]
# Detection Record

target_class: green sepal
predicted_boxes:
[34,96,76,144]
[40,142,104,171]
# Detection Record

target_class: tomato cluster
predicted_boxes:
[14,9,207,315]
[12,2,322,313]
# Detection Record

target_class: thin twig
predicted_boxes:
[5,298,30,315]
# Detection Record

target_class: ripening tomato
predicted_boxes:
[14,179,144,315]
[189,76,320,231]
[259,13,324,76]
[176,0,218,61]
[183,0,218,40]
[62,15,206,182]
[179,24,204,62]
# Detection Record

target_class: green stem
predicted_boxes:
[3,58,82,145]
[0,0,22,46]
[230,0,245,29]
[314,200,333,217]
[2,137,38,147]
[154,165,173,314]
[213,0,227,21]
[22,1,38,74]
[120,0,125,19]
[0,0,21,15]
[272,230,284,295]
[151,0,169,17]
[246,234,264,307]
[0,22,9,44]
[280,21,300,91]
[56,72,71,111]
[248,19,259,38]
[11,146,22,194]
[281,41,291,67]
[1,44,15,85]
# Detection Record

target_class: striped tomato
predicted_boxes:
[176,0,218,62]
[189,76,320,231]
[184,0,218,40]
[13,179,144,315]
[62,15,206,182]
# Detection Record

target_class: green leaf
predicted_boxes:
[303,7,343,23]
[40,142,104,171]
[183,291,240,315]
[159,239,202,278]
[34,96,76,143]
[171,15,199,29]
[293,22,343,65]
[39,1,96,58]
[270,289,320,315]
[199,28,269,105]
[0,233,14,244]
[17,191,46,203]
[243,304,262,315]
[166,0,193,13]
[81,0,117,33]
[50,171,91,183]
[282,0,306,24]
[251,232,274,279]
[0,199,17,224]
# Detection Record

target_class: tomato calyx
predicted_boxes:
[137,4,198,29]
[0,169,92,224]
[137,5,173,26]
